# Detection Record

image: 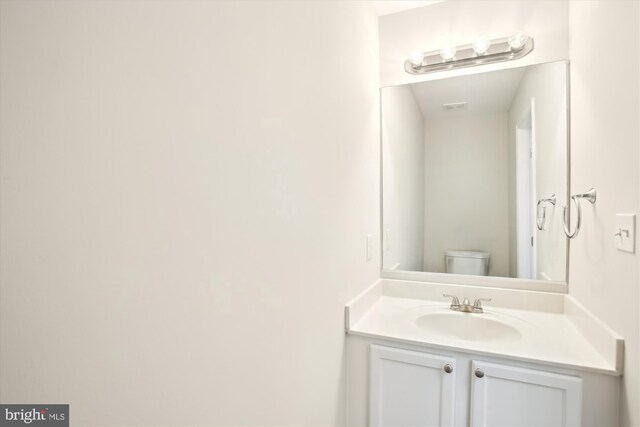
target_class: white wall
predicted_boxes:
[507,61,568,281]
[423,113,510,276]
[382,86,425,271]
[0,1,380,425]
[568,2,640,426]
[379,0,569,87]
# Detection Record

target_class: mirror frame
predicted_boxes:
[379,59,571,293]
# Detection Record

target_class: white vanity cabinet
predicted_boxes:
[469,360,582,427]
[370,345,456,427]
[364,343,612,427]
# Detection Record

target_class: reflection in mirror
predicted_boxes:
[382,61,568,282]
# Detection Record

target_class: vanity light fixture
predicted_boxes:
[439,46,457,61]
[508,32,528,51]
[409,49,424,66]
[405,33,534,75]
[472,37,491,55]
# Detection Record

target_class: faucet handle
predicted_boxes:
[443,294,460,307]
[473,298,492,310]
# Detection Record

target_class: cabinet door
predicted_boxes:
[470,360,582,427]
[370,345,456,427]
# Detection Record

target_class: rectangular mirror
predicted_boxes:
[382,60,568,285]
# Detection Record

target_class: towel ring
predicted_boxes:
[536,194,556,230]
[562,188,596,239]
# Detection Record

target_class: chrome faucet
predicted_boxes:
[443,294,492,313]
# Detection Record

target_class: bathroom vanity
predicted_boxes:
[369,50,623,427]
[345,280,622,427]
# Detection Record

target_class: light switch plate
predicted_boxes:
[615,214,635,253]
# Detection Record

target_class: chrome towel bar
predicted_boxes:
[563,188,597,239]
[536,194,557,230]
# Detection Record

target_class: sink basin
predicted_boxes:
[415,312,522,342]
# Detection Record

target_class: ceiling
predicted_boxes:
[372,0,445,17]
[408,67,527,119]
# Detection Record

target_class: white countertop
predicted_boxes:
[346,280,623,376]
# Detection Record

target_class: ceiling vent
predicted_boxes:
[442,102,468,111]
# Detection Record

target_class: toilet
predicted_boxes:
[445,250,490,276]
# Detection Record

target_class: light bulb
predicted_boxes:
[439,46,456,61]
[409,49,424,67]
[472,37,491,55]
[508,32,528,51]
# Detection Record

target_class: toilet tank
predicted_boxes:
[445,251,490,276]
